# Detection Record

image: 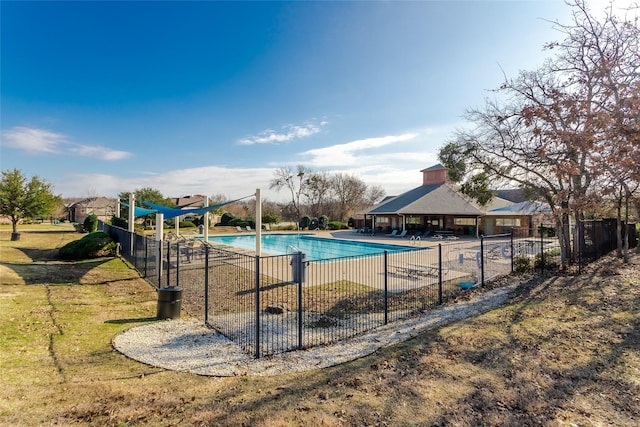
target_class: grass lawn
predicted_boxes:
[1,225,639,426]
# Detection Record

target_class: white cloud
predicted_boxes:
[237,121,326,145]
[1,126,65,154]
[1,126,132,161]
[69,144,132,161]
[301,133,419,167]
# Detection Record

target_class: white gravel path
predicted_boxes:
[112,283,518,377]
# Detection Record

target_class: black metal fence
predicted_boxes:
[99,221,635,357]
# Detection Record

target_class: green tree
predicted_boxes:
[0,169,61,239]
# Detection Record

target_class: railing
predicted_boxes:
[99,221,635,357]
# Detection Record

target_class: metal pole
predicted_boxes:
[157,241,162,287]
[540,227,545,275]
[438,244,443,305]
[204,245,209,323]
[255,255,260,359]
[144,236,148,278]
[176,243,180,289]
[480,236,485,287]
[383,251,388,324]
[578,221,582,274]
[166,241,170,288]
[510,231,514,273]
[297,252,303,350]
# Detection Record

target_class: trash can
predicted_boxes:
[10,232,21,241]
[198,224,204,234]
[156,286,183,320]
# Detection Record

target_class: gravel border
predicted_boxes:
[112,283,518,377]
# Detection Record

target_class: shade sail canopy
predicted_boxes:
[141,195,254,220]
[121,202,158,218]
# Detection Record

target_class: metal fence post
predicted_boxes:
[144,237,148,278]
[255,255,260,359]
[578,221,583,274]
[204,245,209,323]
[297,252,303,350]
[438,244,443,305]
[383,251,388,325]
[540,229,545,275]
[480,236,485,287]
[157,241,162,287]
[510,231,514,273]
[166,241,170,288]
[176,243,180,289]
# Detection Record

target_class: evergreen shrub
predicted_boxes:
[59,231,116,260]
[83,214,98,233]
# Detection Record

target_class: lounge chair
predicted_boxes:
[264,224,271,231]
[386,229,398,237]
[246,225,253,231]
[421,230,431,239]
[236,226,244,232]
[395,230,408,238]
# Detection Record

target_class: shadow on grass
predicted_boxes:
[1,258,112,285]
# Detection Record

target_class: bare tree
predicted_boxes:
[440,0,639,266]
[304,171,332,217]
[331,173,368,222]
[269,165,310,221]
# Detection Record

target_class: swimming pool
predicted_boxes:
[206,233,423,261]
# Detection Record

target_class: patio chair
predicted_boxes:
[386,229,398,237]
[395,230,408,238]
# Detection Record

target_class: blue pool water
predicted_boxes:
[206,233,422,261]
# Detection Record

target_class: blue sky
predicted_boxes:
[1,1,608,202]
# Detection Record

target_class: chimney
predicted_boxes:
[420,164,448,185]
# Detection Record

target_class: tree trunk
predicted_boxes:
[11,217,20,241]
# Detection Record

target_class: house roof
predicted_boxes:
[419,163,446,172]
[486,200,551,216]
[367,183,511,216]
[174,195,207,208]
[69,197,116,208]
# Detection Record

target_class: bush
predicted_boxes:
[179,220,196,228]
[328,221,347,230]
[319,215,329,230]
[83,214,98,233]
[534,248,561,269]
[300,216,311,230]
[262,212,280,225]
[513,256,531,273]
[229,218,249,227]
[59,231,116,260]
[220,212,236,225]
[110,215,128,229]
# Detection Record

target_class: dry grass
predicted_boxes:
[1,226,639,426]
